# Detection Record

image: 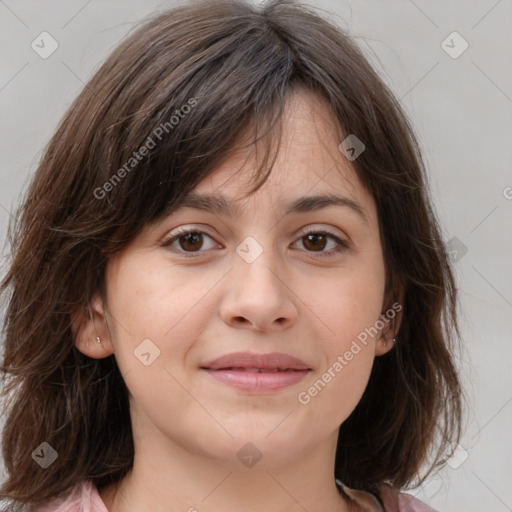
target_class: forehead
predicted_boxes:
[191,88,375,220]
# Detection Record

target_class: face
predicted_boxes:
[76,89,395,470]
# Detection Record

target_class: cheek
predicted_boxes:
[291,261,384,422]
[104,259,215,430]
[105,256,224,388]
[107,257,211,338]
[297,262,385,348]
[297,340,375,430]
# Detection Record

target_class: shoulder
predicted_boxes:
[33,480,108,512]
[379,484,441,512]
[337,479,441,512]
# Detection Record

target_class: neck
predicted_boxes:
[99,434,356,512]
[98,397,361,512]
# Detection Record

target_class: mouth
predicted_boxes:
[200,352,312,392]
[201,368,311,391]
[210,367,304,372]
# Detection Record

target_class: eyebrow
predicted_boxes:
[173,192,370,225]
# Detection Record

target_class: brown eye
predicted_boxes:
[162,229,219,256]
[178,232,203,252]
[302,233,328,252]
[293,229,349,258]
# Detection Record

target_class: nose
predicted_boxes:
[219,245,299,333]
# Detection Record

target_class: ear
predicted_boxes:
[72,292,114,359]
[375,274,405,356]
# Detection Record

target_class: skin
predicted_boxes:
[75,89,401,512]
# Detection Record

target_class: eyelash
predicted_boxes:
[161,227,349,259]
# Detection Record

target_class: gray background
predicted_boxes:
[0,0,511,510]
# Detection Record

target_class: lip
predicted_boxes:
[200,352,311,392]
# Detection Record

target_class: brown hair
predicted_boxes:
[0,0,465,509]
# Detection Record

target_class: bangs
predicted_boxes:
[85,7,296,252]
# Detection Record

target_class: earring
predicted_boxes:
[96,336,101,344]
[383,337,396,347]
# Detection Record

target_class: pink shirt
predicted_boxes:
[337,479,440,512]
[35,479,439,512]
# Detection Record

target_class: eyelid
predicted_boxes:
[295,224,346,241]
[160,225,220,251]
[293,226,349,257]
